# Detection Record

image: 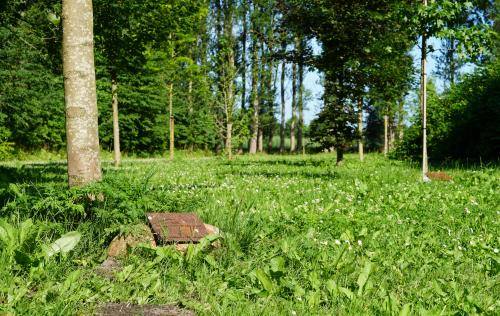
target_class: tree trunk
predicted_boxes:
[258,128,263,152]
[241,0,247,112]
[226,123,233,160]
[280,57,286,153]
[297,39,304,154]
[187,79,194,151]
[449,39,456,87]
[249,23,259,154]
[336,147,344,166]
[226,46,235,160]
[223,0,236,159]
[357,96,364,162]
[169,82,174,161]
[421,0,429,179]
[290,61,297,153]
[398,99,405,142]
[62,0,102,187]
[111,72,121,167]
[389,117,396,151]
[267,128,274,153]
[383,114,389,157]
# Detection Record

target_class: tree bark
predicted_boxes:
[297,39,304,154]
[223,0,235,160]
[357,96,364,162]
[336,147,344,166]
[62,0,102,187]
[280,57,286,154]
[111,72,121,167]
[398,99,405,142]
[225,45,235,160]
[226,123,233,160]
[421,0,429,179]
[383,114,389,157]
[258,128,263,152]
[249,20,259,154]
[267,128,274,153]
[241,0,247,112]
[169,82,174,161]
[290,61,297,153]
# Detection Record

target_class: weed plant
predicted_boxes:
[0,154,498,315]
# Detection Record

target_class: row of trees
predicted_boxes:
[0,0,498,186]
[0,0,314,164]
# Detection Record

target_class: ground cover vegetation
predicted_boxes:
[0,155,499,314]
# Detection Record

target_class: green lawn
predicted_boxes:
[0,154,499,315]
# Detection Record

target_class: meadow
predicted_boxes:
[0,154,498,315]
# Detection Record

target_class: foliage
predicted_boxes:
[394,60,500,162]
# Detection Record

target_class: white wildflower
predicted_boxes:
[357,240,363,246]
[494,248,499,254]
[335,240,341,245]
[465,208,470,214]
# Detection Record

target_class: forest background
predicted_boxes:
[0,0,499,164]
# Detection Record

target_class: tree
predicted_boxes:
[284,0,416,164]
[415,0,494,180]
[249,1,260,154]
[62,0,101,187]
[94,0,160,167]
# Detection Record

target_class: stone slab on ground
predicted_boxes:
[96,303,194,316]
[147,213,208,244]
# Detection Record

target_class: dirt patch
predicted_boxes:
[96,303,194,316]
[94,258,122,280]
[426,172,453,181]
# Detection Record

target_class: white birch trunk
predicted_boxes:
[62,0,102,187]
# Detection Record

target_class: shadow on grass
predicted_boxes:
[0,163,67,189]
[223,157,336,168]
[223,169,339,180]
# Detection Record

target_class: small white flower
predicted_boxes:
[465,208,470,214]
[357,240,363,246]
[291,311,297,316]
[348,246,352,251]
[458,246,463,251]
[345,240,350,244]
[335,240,341,245]
[494,248,499,254]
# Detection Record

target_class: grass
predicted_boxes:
[0,153,499,315]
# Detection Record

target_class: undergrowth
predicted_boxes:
[0,154,498,315]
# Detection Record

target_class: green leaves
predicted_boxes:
[46,231,82,258]
[356,261,373,296]
[255,269,275,293]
